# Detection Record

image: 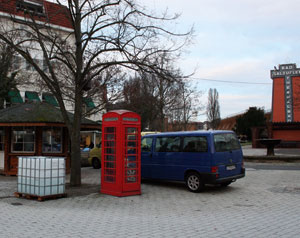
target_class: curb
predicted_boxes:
[244,155,300,163]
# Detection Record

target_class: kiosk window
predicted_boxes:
[42,127,62,153]
[12,127,35,152]
[0,129,4,151]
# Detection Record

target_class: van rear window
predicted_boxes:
[214,133,240,152]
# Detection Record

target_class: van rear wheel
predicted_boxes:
[185,172,204,193]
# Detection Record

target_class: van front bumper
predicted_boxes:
[203,168,246,184]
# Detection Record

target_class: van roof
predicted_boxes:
[142,130,234,138]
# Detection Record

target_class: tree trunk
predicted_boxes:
[70,127,81,186]
[69,90,83,186]
[0,98,4,109]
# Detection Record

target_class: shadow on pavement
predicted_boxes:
[141,178,238,194]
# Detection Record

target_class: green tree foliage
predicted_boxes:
[235,107,266,140]
[0,45,17,109]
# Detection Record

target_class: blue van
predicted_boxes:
[141,130,245,192]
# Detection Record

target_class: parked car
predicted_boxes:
[88,143,101,169]
[141,130,245,192]
[81,147,91,167]
[141,131,160,136]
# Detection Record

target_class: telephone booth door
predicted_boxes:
[123,126,140,192]
[102,126,118,192]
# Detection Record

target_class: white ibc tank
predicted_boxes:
[17,157,66,197]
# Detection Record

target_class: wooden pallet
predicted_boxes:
[14,192,67,202]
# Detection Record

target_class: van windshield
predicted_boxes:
[214,133,240,152]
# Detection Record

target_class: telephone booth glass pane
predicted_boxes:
[125,127,138,183]
[104,127,116,182]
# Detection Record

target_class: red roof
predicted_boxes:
[0,0,73,29]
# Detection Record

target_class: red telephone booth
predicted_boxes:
[100,110,141,197]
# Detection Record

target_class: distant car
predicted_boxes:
[88,144,101,169]
[81,147,91,167]
[141,131,160,136]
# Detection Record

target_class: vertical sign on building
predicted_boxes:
[271,63,300,123]
[285,76,293,122]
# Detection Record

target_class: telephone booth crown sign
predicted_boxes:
[101,110,141,197]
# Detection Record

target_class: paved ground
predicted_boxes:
[1,165,300,238]
[242,144,300,157]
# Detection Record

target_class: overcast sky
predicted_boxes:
[141,0,300,120]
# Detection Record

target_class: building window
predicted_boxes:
[12,127,35,152]
[25,59,41,72]
[16,0,45,17]
[43,59,49,73]
[0,128,4,151]
[42,127,62,153]
[12,56,22,71]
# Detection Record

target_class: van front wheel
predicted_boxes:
[185,172,204,193]
[92,158,101,169]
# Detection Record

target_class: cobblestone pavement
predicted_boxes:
[242,145,300,157]
[0,167,300,238]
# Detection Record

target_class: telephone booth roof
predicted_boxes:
[103,110,141,122]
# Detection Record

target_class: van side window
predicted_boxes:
[214,133,240,152]
[183,136,207,152]
[155,137,180,152]
[141,137,153,152]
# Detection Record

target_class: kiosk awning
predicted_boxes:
[83,97,96,108]
[25,91,41,102]
[42,93,58,107]
[7,90,23,103]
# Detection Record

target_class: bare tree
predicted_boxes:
[169,80,203,131]
[147,53,186,131]
[0,43,18,109]
[0,0,192,185]
[206,88,220,129]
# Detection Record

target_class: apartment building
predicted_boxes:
[0,0,100,121]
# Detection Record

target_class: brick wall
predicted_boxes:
[272,77,286,122]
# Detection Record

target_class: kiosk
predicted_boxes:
[100,110,141,197]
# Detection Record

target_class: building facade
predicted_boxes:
[0,0,101,122]
[0,0,103,173]
[270,63,300,144]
